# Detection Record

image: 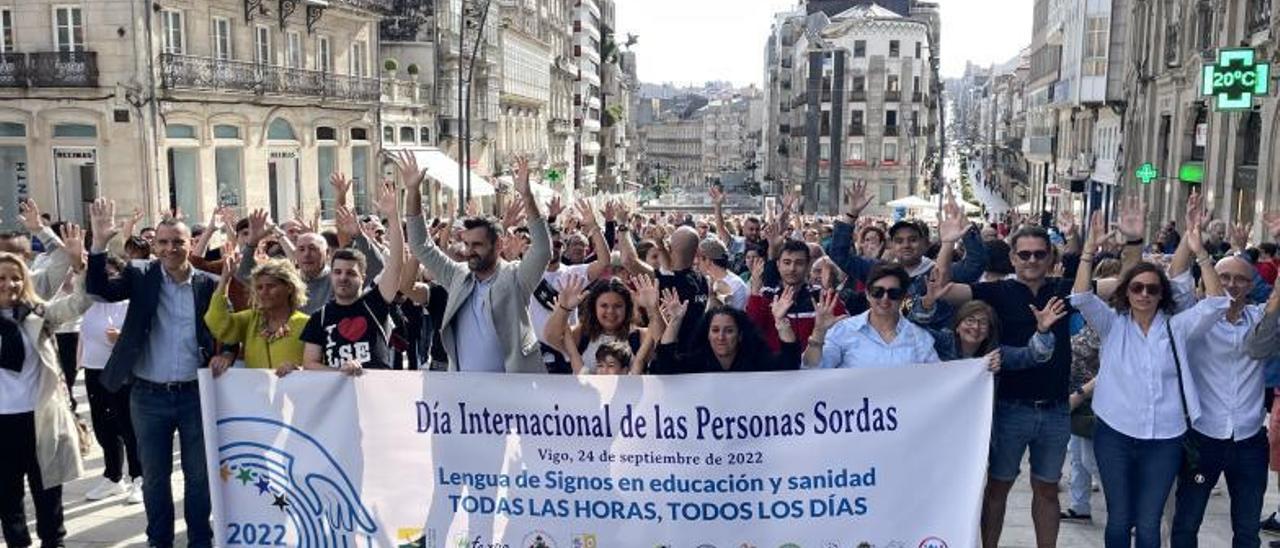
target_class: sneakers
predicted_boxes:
[125,477,144,505]
[85,477,127,501]
[1060,509,1092,522]
[1263,512,1280,533]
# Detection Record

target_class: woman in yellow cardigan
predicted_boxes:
[205,255,310,376]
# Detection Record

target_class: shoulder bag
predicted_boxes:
[1167,318,1205,484]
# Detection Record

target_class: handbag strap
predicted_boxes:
[1165,318,1194,431]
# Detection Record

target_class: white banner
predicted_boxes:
[200,361,992,548]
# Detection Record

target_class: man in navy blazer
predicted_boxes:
[86,198,229,548]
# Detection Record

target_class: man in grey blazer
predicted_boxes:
[402,153,551,373]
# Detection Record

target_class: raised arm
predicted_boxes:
[710,186,732,248]
[575,198,612,281]
[1184,217,1224,298]
[398,151,466,288]
[802,290,846,368]
[543,274,584,356]
[86,198,131,302]
[513,157,551,293]
[204,255,250,345]
[617,225,655,277]
[373,180,404,304]
[1246,288,1280,359]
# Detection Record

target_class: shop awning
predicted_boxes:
[387,147,495,197]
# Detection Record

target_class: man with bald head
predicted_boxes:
[657,226,710,357]
[1167,218,1270,543]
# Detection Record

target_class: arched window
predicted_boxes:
[267,118,297,141]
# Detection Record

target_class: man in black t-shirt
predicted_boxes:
[296,178,405,376]
[655,227,710,357]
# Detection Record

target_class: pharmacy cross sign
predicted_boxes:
[1136,162,1159,184]
[1201,48,1272,111]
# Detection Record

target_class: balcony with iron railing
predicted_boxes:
[381,78,427,104]
[0,51,98,88]
[885,89,901,102]
[160,54,379,102]
[849,89,866,102]
[912,90,923,102]
[849,124,865,136]
[883,125,899,137]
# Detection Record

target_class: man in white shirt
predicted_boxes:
[1169,249,1270,545]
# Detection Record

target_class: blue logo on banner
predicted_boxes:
[217,417,379,547]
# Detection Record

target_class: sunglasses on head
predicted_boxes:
[1015,250,1050,261]
[867,286,906,301]
[1128,282,1163,296]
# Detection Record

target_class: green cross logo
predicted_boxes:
[1202,48,1272,111]
[1136,163,1159,184]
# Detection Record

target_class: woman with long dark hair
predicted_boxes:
[0,225,90,548]
[543,276,657,374]
[1070,206,1228,548]
[651,286,801,374]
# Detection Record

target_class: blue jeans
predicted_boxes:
[1093,418,1183,548]
[1067,434,1099,515]
[988,400,1071,483]
[1170,428,1267,548]
[131,382,212,548]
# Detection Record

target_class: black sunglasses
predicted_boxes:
[1015,250,1050,261]
[868,286,906,301]
[1128,282,1162,296]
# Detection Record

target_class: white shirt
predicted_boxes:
[1069,291,1231,440]
[712,271,749,310]
[528,263,591,344]
[819,311,941,369]
[80,300,129,370]
[0,309,39,414]
[455,276,504,372]
[1170,271,1267,441]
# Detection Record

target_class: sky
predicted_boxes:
[616,0,1034,86]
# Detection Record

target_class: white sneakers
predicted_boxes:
[84,476,144,504]
[84,477,127,501]
[125,477,144,505]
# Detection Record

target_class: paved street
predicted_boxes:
[6,376,1273,547]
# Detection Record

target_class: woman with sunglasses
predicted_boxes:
[806,263,941,368]
[1069,208,1228,548]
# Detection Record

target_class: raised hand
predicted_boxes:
[334,205,360,239]
[937,193,967,243]
[89,198,118,251]
[388,149,427,190]
[374,180,399,218]
[659,287,688,325]
[121,207,143,238]
[771,285,796,322]
[513,155,531,196]
[1186,219,1207,257]
[329,172,351,202]
[1030,297,1067,333]
[18,199,43,233]
[61,223,86,271]
[556,275,586,311]
[604,199,619,223]
[575,198,599,234]
[1056,208,1077,236]
[221,252,240,280]
[1084,209,1106,253]
[632,274,660,312]
[843,180,874,218]
[246,209,271,246]
[1186,189,1205,231]
[1230,222,1252,251]
[547,196,565,220]
[465,198,479,217]
[502,195,526,229]
[1117,194,1146,241]
[709,186,725,208]
[813,289,848,332]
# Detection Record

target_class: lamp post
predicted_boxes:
[458,0,492,217]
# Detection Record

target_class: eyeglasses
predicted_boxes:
[867,286,906,301]
[1128,282,1163,296]
[1015,250,1050,262]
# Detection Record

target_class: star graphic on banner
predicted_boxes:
[219,464,232,483]
[236,467,254,485]
[254,477,271,495]
[272,493,290,511]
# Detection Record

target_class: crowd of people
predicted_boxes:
[1,148,1279,548]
